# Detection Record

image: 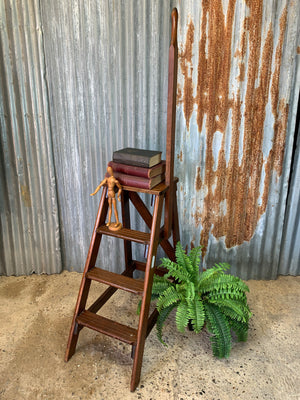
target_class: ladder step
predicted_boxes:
[77,310,137,345]
[86,267,144,294]
[97,225,150,244]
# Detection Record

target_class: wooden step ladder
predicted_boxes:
[65,8,179,392]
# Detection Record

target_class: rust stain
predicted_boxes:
[195,166,201,191]
[177,87,182,106]
[178,1,289,254]
[237,62,245,82]
[269,7,289,177]
[179,19,195,130]
[193,209,201,228]
[177,150,183,161]
[297,46,300,54]
[236,18,248,82]
[21,185,31,207]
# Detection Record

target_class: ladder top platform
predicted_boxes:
[109,177,179,196]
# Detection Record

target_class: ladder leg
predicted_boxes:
[172,186,180,245]
[121,190,133,276]
[130,194,164,391]
[159,183,179,261]
[65,188,108,361]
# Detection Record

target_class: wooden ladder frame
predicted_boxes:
[65,8,179,392]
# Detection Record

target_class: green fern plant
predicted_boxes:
[151,242,251,358]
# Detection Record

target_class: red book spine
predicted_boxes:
[105,172,163,189]
[108,161,165,179]
[113,172,153,189]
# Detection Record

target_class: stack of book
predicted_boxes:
[108,148,165,189]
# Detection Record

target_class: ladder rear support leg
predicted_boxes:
[121,190,133,275]
[130,194,164,391]
[172,186,180,246]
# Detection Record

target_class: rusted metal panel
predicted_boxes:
[173,0,300,279]
[1,0,299,278]
[0,0,62,275]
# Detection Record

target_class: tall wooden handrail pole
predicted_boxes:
[164,8,178,239]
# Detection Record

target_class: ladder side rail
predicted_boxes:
[65,187,108,361]
[130,194,164,391]
[164,8,178,239]
[172,184,180,245]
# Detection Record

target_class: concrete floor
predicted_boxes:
[0,271,299,400]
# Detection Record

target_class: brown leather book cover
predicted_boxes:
[107,171,164,189]
[112,148,162,168]
[108,160,166,179]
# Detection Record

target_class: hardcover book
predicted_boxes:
[112,148,162,168]
[107,171,164,189]
[108,160,166,179]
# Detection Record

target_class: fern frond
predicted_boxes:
[218,305,250,324]
[151,293,160,301]
[136,300,142,315]
[156,303,178,345]
[159,258,179,275]
[153,274,169,283]
[152,275,173,295]
[164,262,191,283]
[204,303,231,358]
[161,256,190,283]
[198,266,223,289]
[187,297,205,333]
[214,262,231,271]
[218,274,249,292]
[175,301,190,333]
[156,286,180,312]
[175,242,193,276]
[208,298,251,323]
[208,288,247,302]
[185,281,196,301]
[188,246,202,279]
[228,318,249,342]
[200,274,249,294]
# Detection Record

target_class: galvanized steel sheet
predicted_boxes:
[279,118,300,275]
[1,0,299,278]
[0,0,62,275]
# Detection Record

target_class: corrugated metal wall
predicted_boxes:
[0,0,62,275]
[40,0,172,274]
[1,0,299,278]
[279,113,300,275]
[173,0,300,279]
